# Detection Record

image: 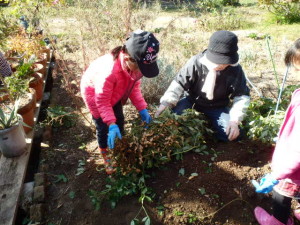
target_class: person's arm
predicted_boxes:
[129,80,147,111]
[0,52,12,78]
[229,95,250,123]
[155,56,198,117]
[226,66,250,140]
[95,74,117,125]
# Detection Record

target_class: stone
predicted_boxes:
[33,186,45,203]
[30,203,45,222]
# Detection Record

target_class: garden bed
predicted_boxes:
[28,62,300,225]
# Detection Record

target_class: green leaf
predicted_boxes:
[178,168,185,176]
[145,217,151,225]
[54,174,68,183]
[198,187,206,195]
[69,191,75,199]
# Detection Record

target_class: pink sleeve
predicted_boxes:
[272,107,300,180]
[95,76,117,125]
[129,80,147,112]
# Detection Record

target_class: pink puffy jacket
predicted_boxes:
[272,89,300,184]
[80,52,147,125]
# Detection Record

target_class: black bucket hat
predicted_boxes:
[125,30,160,78]
[206,30,239,64]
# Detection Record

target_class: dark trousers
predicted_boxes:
[272,190,300,224]
[92,101,124,148]
[172,97,241,142]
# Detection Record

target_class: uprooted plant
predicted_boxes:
[91,109,213,213]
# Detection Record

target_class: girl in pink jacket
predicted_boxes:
[252,38,300,225]
[80,30,160,174]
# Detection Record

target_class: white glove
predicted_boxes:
[155,104,168,118]
[226,121,240,141]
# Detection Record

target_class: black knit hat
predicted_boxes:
[125,30,160,78]
[206,30,239,64]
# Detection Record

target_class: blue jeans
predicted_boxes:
[92,101,124,148]
[172,97,240,142]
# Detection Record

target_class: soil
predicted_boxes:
[27,59,300,225]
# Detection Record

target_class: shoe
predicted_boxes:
[254,206,294,225]
[99,148,116,175]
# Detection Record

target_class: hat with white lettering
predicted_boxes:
[125,30,160,78]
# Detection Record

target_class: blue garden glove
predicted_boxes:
[139,109,152,124]
[252,173,279,194]
[107,124,122,149]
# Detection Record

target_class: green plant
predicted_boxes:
[113,109,212,175]
[14,62,35,79]
[46,106,77,128]
[0,9,18,49]
[267,0,300,24]
[0,100,20,129]
[247,112,285,143]
[53,174,68,183]
[76,159,85,175]
[141,58,176,104]
[196,8,250,31]
[4,75,29,100]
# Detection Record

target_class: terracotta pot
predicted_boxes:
[29,72,43,101]
[17,88,36,133]
[0,88,9,102]
[39,48,51,62]
[35,52,47,68]
[33,63,46,78]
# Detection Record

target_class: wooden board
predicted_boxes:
[0,53,52,225]
[0,132,33,225]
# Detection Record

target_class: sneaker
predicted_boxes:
[254,206,294,225]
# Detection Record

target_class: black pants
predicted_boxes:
[92,101,124,148]
[273,190,300,223]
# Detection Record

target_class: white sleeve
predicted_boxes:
[229,95,250,122]
[160,80,184,107]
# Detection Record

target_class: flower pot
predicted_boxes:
[0,88,9,102]
[29,72,43,101]
[0,116,27,158]
[39,47,51,62]
[33,63,46,78]
[35,53,47,68]
[17,88,36,133]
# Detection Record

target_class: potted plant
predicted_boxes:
[0,100,27,157]
[4,71,37,133]
[12,62,43,101]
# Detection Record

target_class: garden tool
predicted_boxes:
[275,66,290,115]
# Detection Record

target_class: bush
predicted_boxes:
[141,58,176,104]
[267,0,300,24]
[196,8,249,31]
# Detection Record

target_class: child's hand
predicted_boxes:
[139,109,152,124]
[252,174,279,194]
[107,124,122,149]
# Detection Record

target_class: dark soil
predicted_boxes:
[33,60,300,225]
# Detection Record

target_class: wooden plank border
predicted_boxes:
[0,51,53,225]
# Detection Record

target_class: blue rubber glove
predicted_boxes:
[107,124,122,149]
[252,174,279,194]
[139,109,152,124]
